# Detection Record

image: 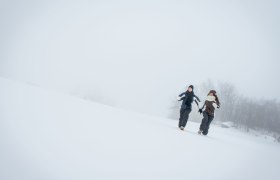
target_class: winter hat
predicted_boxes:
[188,85,194,90]
[209,90,216,95]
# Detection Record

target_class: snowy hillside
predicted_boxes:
[0,77,279,180]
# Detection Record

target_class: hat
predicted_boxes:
[209,90,216,94]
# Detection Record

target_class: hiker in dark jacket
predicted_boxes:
[177,85,200,130]
[198,90,220,135]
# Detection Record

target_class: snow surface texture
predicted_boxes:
[1,77,279,180]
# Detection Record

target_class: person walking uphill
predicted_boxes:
[198,90,220,135]
[177,85,200,131]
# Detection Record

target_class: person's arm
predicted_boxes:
[179,92,185,97]
[194,94,200,102]
[198,101,206,114]
[214,102,220,108]
[177,92,186,101]
[214,95,220,108]
[194,99,200,108]
[201,101,206,110]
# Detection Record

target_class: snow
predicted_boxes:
[1,77,280,180]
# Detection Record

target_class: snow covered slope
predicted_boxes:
[1,77,279,180]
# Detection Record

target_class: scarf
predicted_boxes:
[206,95,216,102]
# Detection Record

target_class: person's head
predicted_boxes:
[187,85,193,92]
[208,90,220,106]
[208,90,216,96]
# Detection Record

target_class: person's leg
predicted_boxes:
[199,111,209,133]
[203,115,214,135]
[181,109,192,127]
[178,109,185,128]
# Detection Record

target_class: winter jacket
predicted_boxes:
[178,91,200,110]
[201,95,220,116]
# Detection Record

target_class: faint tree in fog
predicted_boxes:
[215,82,238,123]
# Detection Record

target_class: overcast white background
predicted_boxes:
[1,0,279,117]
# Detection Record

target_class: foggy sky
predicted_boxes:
[1,0,280,116]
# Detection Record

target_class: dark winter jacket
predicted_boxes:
[201,95,220,116]
[178,91,200,110]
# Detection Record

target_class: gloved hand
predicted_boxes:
[198,108,203,114]
[177,97,182,101]
[217,105,220,109]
